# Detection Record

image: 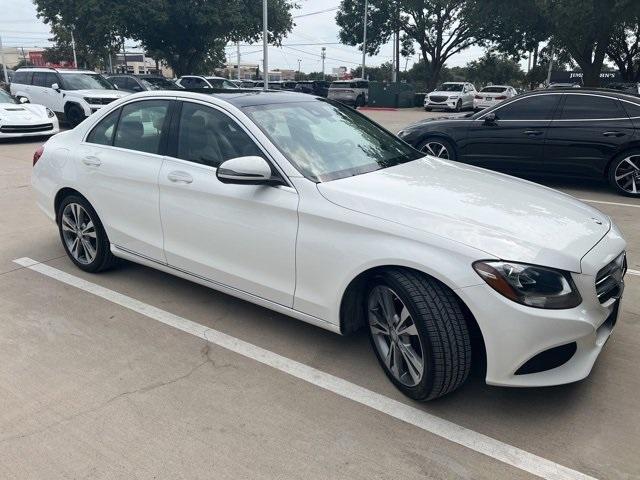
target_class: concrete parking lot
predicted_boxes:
[1,109,639,480]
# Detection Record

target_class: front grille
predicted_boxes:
[595,252,626,303]
[0,123,53,133]
[429,95,448,103]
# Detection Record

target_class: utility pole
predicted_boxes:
[71,30,78,69]
[236,41,241,80]
[391,31,397,82]
[545,44,555,86]
[321,47,326,80]
[263,0,268,91]
[297,58,302,73]
[0,36,8,83]
[361,0,368,79]
[122,37,128,74]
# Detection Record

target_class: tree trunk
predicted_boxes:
[581,65,601,87]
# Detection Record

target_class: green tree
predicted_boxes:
[124,0,296,77]
[336,0,485,90]
[464,51,524,87]
[607,21,640,82]
[474,0,639,87]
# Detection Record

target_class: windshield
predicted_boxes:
[480,86,507,93]
[61,73,115,90]
[141,77,181,90]
[243,99,423,182]
[207,78,239,89]
[330,82,354,88]
[0,89,17,104]
[436,83,464,92]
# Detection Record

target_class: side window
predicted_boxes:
[113,100,170,154]
[494,95,560,121]
[560,95,624,120]
[192,78,207,88]
[181,78,193,88]
[110,77,126,89]
[32,72,47,87]
[12,71,28,84]
[621,101,640,118]
[126,78,143,92]
[176,102,263,168]
[43,72,58,88]
[86,109,120,146]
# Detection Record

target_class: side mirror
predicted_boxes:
[484,112,497,124]
[51,83,60,92]
[216,156,277,185]
[19,97,29,104]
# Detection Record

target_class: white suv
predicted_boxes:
[424,82,476,112]
[10,68,129,127]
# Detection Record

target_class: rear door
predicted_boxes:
[77,99,173,261]
[461,94,561,173]
[543,93,636,178]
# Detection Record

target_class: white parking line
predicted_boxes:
[579,198,640,209]
[13,256,597,480]
[629,269,640,277]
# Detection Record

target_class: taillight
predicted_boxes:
[474,95,482,99]
[495,96,507,100]
[33,145,44,166]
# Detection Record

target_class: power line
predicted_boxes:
[293,7,338,19]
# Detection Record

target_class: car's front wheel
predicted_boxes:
[417,137,456,160]
[608,150,640,197]
[57,195,117,272]
[366,269,471,401]
[65,104,86,128]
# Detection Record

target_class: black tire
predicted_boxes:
[355,95,365,108]
[607,150,640,197]
[366,269,471,401]
[66,104,86,128]
[57,194,117,273]
[417,137,456,161]
[454,99,462,112]
[424,107,432,111]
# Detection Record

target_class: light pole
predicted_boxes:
[263,0,268,91]
[71,30,78,69]
[361,0,368,79]
[321,47,326,80]
[237,41,241,80]
[297,58,301,72]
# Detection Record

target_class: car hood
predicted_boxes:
[0,102,49,123]
[317,158,610,272]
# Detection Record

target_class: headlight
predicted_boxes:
[473,261,582,309]
[46,108,55,118]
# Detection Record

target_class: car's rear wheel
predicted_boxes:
[366,269,471,401]
[57,195,117,272]
[417,137,456,160]
[608,151,640,197]
[66,104,86,128]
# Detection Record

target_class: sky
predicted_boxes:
[1,0,488,74]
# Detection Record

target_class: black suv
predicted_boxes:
[107,74,182,92]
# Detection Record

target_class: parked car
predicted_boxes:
[606,82,640,96]
[399,89,640,197]
[424,82,477,111]
[32,90,626,401]
[107,74,183,92]
[547,82,581,89]
[473,85,517,110]
[176,75,239,89]
[294,80,330,97]
[0,88,59,139]
[328,79,368,107]
[252,81,282,89]
[10,67,129,127]
[277,81,298,91]
[239,80,258,88]
[229,79,244,87]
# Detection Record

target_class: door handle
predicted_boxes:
[167,171,193,184]
[603,131,626,137]
[82,156,101,167]
[523,130,543,136]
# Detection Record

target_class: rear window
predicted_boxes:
[481,86,507,93]
[330,82,355,89]
[560,94,624,120]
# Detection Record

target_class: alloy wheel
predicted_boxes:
[422,141,450,159]
[368,285,425,387]
[61,203,98,265]
[614,155,640,194]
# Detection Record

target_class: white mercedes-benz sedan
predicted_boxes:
[0,89,59,139]
[31,90,627,400]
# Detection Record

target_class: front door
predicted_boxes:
[77,99,172,261]
[460,93,562,174]
[159,100,298,307]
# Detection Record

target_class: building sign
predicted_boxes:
[550,70,621,84]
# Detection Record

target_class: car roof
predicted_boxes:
[518,87,640,103]
[17,67,96,74]
[480,85,511,88]
[129,89,318,108]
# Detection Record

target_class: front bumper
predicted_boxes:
[425,99,458,110]
[0,122,59,138]
[457,226,626,387]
